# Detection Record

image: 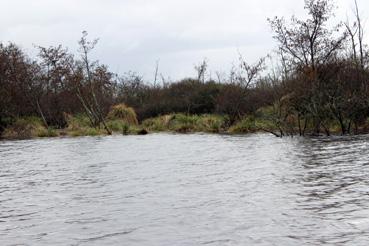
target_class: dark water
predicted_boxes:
[1,133,369,245]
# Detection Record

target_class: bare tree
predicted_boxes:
[354,0,365,69]
[77,31,111,134]
[238,55,266,89]
[153,59,160,87]
[194,59,208,83]
[268,0,346,71]
[269,0,347,135]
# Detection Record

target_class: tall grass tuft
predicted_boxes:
[106,104,138,125]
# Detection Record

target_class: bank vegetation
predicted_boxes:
[1,0,369,139]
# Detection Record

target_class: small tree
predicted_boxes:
[194,59,208,83]
[76,31,112,134]
[269,0,347,135]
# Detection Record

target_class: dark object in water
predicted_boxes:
[137,129,148,135]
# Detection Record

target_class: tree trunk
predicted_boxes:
[36,99,48,128]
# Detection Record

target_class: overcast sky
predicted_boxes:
[1,0,368,81]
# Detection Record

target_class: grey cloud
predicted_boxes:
[0,0,367,80]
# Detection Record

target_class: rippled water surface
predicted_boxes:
[1,133,369,245]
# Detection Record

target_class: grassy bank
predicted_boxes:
[0,104,144,140]
[142,114,229,133]
[0,115,145,140]
[0,113,271,140]
[2,106,369,140]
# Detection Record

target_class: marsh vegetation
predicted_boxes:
[1,0,369,139]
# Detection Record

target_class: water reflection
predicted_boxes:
[1,133,369,245]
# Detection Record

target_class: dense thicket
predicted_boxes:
[1,0,369,136]
[0,34,272,133]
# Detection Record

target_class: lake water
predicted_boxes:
[1,133,369,245]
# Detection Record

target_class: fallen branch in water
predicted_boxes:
[259,127,282,138]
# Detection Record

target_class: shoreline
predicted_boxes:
[2,127,369,141]
[2,113,369,141]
